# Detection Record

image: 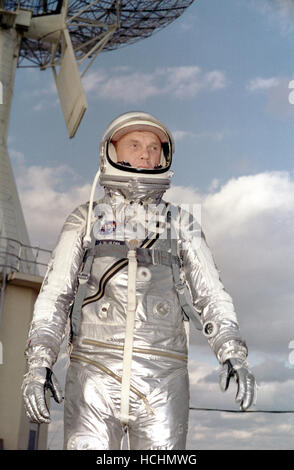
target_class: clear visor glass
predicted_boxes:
[107,141,171,173]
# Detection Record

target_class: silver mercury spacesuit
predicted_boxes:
[22,111,256,450]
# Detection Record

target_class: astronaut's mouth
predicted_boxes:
[118,160,163,169]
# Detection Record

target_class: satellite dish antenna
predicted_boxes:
[0,0,196,275]
[11,0,196,138]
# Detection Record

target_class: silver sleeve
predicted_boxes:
[179,211,248,364]
[24,205,87,369]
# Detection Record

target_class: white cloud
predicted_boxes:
[12,154,103,249]
[168,172,294,361]
[203,171,294,234]
[99,71,160,103]
[19,74,58,112]
[166,185,203,206]
[247,77,280,92]
[10,148,25,167]
[251,0,294,35]
[208,178,220,192]
[187,406,294,449]
[31,81,57,97]
[172,129,226,142]
[165,65,203,98]
[205,70,228,90]
[172,130,193,141]
[82,69,109,93]
[33,102,43,112]
[165,67,227,96]
[177,13,199,33]
[82,65,228,103]
[247,75,294,118]
[186,357,294,450]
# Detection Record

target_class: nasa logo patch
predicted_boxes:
[100,220,117,235]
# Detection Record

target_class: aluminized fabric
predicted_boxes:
[64,357,189,450]
[24,187,249,450]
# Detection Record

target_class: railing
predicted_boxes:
[0,236,52,277]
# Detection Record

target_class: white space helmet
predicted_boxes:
[83,111,175,247]
[99,111,175,201]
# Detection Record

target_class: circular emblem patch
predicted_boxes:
[100,220,117,235]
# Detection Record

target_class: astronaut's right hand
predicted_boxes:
[22,367,63,424]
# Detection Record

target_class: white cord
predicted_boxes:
[120,240,138,427]
[83,168,101,248]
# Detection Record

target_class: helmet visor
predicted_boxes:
[107,123,172,174]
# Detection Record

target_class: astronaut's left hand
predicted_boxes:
[219,358,256,411]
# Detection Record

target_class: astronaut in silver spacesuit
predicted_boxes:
[22,111,256,450]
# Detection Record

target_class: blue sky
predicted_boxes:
[6,0,294,450]
[10,0,294,193]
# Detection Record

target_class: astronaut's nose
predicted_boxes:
[140,149,149,160]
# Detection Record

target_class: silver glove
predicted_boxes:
[22,367,63,424]
[219,358,256,411]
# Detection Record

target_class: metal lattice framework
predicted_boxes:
[2,1,195,68]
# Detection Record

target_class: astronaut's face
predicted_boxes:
[113,130,162,169]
